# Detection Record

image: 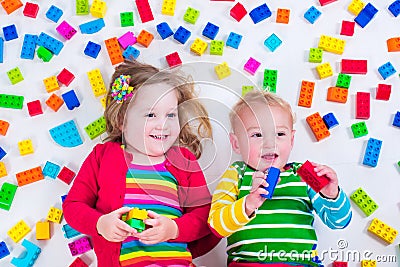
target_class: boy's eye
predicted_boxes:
[146,113,155,118]
[167,113,177,118]
[251,133,262,138]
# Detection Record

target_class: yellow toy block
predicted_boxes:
[87,69,107,97]
[36,221,50,240]
[161,0,176,16]
[126,208,148,221]
[100,96,106,109]
[0,162,7,178]
[8,220,31,243]
[361,260,377,267]
[190,38,208,56]
[90,0,107,18]
[43,76,59,93]
[368,218,398,244]
[348,0,365,15]
[18,139,34,156]
[316,62,333,79]
[318,35,346,55]
[242,86,254,96]
[215,62,231,80]
[47,207,63,223]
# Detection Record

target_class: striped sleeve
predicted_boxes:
[208,166,253,237]
[308,186,352,229]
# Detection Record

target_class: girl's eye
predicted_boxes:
[167,113,177,118]
[251,133,262,138]
[277,132,286,136]
[146,113,155,118]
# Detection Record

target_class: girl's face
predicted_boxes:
[123,83,180,165]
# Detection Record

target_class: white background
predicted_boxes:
[0,0,399,266]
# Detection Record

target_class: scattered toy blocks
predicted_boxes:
[304,6,321,24]
[351,122,368,138]
[123,46,140,60]
[322,112,339,129]
[161,0,176,16]
[263,69,278,93]
[137,30,154,48]
[3,24,18,41]
[79,18,105,34]
[58,166,76,184]
[316,62,333,79]
[183,7,200,24]
[90,0,107,18]
[18,139,34,156]
[318,35,346,55]
[173,26,191,44]
[190,38,208,56]
[0,241,10,259]
[350,187,378,216]
[210,40,224,55]
[76,0,89,15]
[0,162,7,178]
[37,32,64,55]
[264,33,282,52]
[46,5,63,23]
[7,67,24,85]
[368,218,398,244]
[276,8,290,24]
[230,2,247,22]
[7,220,31,243]
[356,92,370,119]
[68,236,92,256]
[62,224,82,239]
[336,73,352,88]
[47,207,63,223]
[136,0,154,23]
[21,34,37,60]
[355,3,378,28]
[341,59,367,74]
[56,21,77,40]
[215,62,231,80]
[327,87,348,103]
[378,62,396,79]
[11,239,41,267]
[105,37,124,65]
[156,22,173,40]
[23,2,39,18]
[49,120,83,147]
[249,3,272,24]
[84,41,101,58]
[166,52,182,67]
[298,81,315,108]
[1,0,23,15]
[306,112,330,141]
[226,32,242,49]
[244,57,261,75]
[87,69,107,97]
[120,12,134,27]
[46,93,64,112]
[348,0,365,15]
[297,160,330,192]
[36,221,50,240]
[57,68,75,87]
[43,161,61,179]
[363,138,382,167]
[62,90,80,110]
[0,182,17,211]
[393,111,400,127]
[0,120,9,136]
[202,22,219,40]
[69,257,88,267]
[85,116,106,140]
[340,21,355,36]
[309,48,323,63]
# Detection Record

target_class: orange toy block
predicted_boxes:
[0,162,7,178]
[137,30,154,48]
[104,37,123,65]
[126,208,148,221]
[7,220,31,243]
[298,81,315,108]
[36,221,50,240]
[387,37,400,52]
[0,120,10,136]
[1,0,23,15]
[46,94,64,112]
[16,166,44,186]
[47,207,63,223]
[276,8,290,24]
[327,87,348,103]
[306,112,330,141]
[43,76,60,93]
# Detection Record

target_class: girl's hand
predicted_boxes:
[136,210,179,245]
[244,171,268,216]
[312,162,339,199]
[96,207,137,242]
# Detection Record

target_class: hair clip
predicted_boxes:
[111,75,134,103]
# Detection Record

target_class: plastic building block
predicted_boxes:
[336,73,351,88]
[389,0,400,17]
[57,68,75,87]
[100,97,106,108]
[297,160,329,192]
[387,37,400,52]
[87,69,107,97]
[308,48,323,63]
[85,116,106,140]
[58,166,76,184]
[190,38,208,56]
[351,122,368,138]
[378,62,396,79]
[0,241,10,259]
[3,24,18,41]
[316,62,333,79]
[43,76,59,93]
[90,0,107,18]
[355,3,378,28]
[43,161,60,179]
[261,167,280,199]
[264,33,282,52]
[23,2,39,18]
[304,6,321,24]
[214,62,231,80]
[340,21,355,36]
[68,236,92,256]
[210,40,224,56]
[356,92,370,119]
[126,207,148,221]
[298,81,315,108]
[84,41,101,58]
[341,59,367,74]
[0,162,7,178]
[7,220,31,242]
[322,112,339,129]
[36,221,50,240]
[327,87,348,103]
[393,111,400,127]
[136,0,154,23]
[56,21,77,40]
[37,32,64,55]
[376,84,391,100]
[37,46,53,62]
[173,26,191,44]
[18,139,34,156]
[230,2,247,22]
[363,138,382,167]
[249,3,272,24]
[306,112,330,141]
[118,32,136,49]
[0,37,3,63]
[137,30,154,48]
[0,182,17,211]
[76,0,89,15]
[348,0,365,15]
[46,5,63,23]
[69,257,88,267]
[361,260,376,267]
[79,18,105,34]
[0,94,24,109]
[126,218,146,232]
[263,69,277,93]
[7,67,24,85]
[319,0,338,6]
[16,166,44,186]
[0,147,6,160]
[242,86,254,96]
[123,46,140,60]
[61,195,66,203]
[162,0,176,16]
[105,37,124,65]
[0,120,9,136]
[368,218,398,244]
[11,239,41,267]
[276,8,290,24]
[332,262,348,267]
[62,90,80,110]
[244,57,261,75]
[226,32,242,49]
[1,0,23,15]
[318,35,346,55]
[120,12,134,27]
[183,7,200,24]
[166,52,182,67]
[62,224,82,239]
[21,34,37,60]
[202,22,219,40]
[47,207,63,223]
[49,120,83,147]
[156,22,173,40]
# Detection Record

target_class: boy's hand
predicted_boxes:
[96,207,137,242]
[245,171,269,216]
[312,162,339,199]
[137,210,179,244]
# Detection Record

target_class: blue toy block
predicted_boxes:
[0,241,10,259]
[378,62,396,80]
[43,161,61,179]
[45,5,63,23]
[304,6,321,24]
[123,46,140,60]
[62,224,82,239]
[261,167,280,199]
[49,120,83,148]
[393,111,400,127]
[355,3,378,28]
[3,24,18,41]
[0,37,3,63]
[389,0,400,17]
[173,26,191,44]
[156,22,173,40]
[264,33,282,52]
[37,32,64,55]
[62,90,80,110]
[61,194,67,203]
[84,41,101,58]
[226,32,242,49]
[79,18,105,34]
[0,147,6,160]
[322,112,339,129]
[249,3,272,24]
[202,22,219,40]
[363,138,382,167]
[20,34,37,60]
[11,239,41,267]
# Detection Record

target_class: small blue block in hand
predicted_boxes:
[261,167,280,199]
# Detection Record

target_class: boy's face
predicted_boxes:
[230,102,295,172]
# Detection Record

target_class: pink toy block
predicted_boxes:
[23,2,39,18]
[297,160,329,192]
[376,84,391,100]
[341,59,367,74]
[118,31,137,49]
[319,0,337,6]
[356,92,370,119]
[57,68,75,86]
[27,100,43,116]
[58,166,76,184]
[166,52,182,67]
[68,236,92,256]
[230,2,247,22]
[244,57,261,75]
[340,21,355,36]
[56,21,77,40]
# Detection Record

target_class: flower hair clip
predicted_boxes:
[111,75,134,103]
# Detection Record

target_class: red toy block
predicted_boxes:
[135,0,154,23]
[340,21,355,36]
[16,166,44,186]
[58,166,76,184]
[341,59,367,74]
[230,2,247,22]
[46,94,64,112]
[333,261,348,267]
[104,37,124,65]
[319,0,337,6]
[298,80,315,108]
[387,37,400,52]
[69,257,88,267]
[297,160,329,192]
[327,87,348,103]
[1,0,23,15]
[57,68,75,86]
[27,100,43,116]
[356,92,370,119]
[23,2,39,18]
[376,84,391,100]
[136,30,154,48]
[166,52,182,67]
[0,120,10,136]
[306,112,330,141]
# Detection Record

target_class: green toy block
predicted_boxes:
[0,182,17,211]
[350,187,378,216]
[126,218,145,232]
[242,85,254,96]
[398,161,400,168]
[0,94,24,109]
[336,73,352,89]
[120,12,134,27]
[76,0,89,15]
[351,121,368,138]
[308,48,323,63]
[7,67,24,85]
[37,46,53,62]
[84,116,106,140]
[210,40,224,56]
[263,69,278,93]
[183,7,200,24]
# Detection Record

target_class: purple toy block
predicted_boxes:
[244,57,261,75]
[118,31,137,49]
[68,236,92,256]
[56,21,77,40]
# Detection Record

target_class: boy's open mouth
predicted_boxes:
[262,153,278,160]
[150,135,168,140]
